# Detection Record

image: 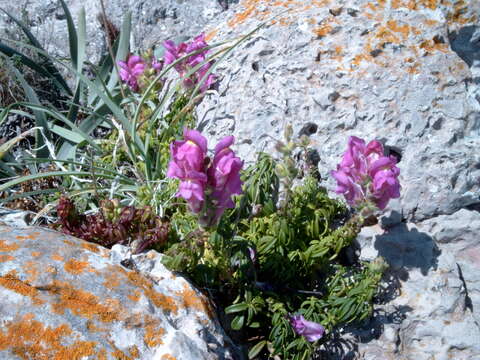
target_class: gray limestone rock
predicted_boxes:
[0,226,239,359]
[197,0,480,222]
[352,209,480,360]
[0,0,227,64]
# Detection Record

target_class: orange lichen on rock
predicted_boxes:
[103,269,122,289]
[447,0,477,25]
[176,284,214,318]
[49,280,122,322]
[80,242,101,254]
[314,23,333,37]
[51,253,64,262]
[0,254,14,262]
[86,320,107,333]
[226,0,331,28]
[126,270,178,314]
[129,345,140,358]
[419,38,448,54]
[0,313,99,360]
[386,20,410,40]
[144,319,165,348]
[64,259,93,275]
[0,271,44,305]
[128,289,142,302]
[15,234,36,241]
[0,240,20,252]
[161,355,176,360]
[31,251,41,257]
[25,260,40,282]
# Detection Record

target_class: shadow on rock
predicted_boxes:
[374,218,441,276]
[317,212,441,359]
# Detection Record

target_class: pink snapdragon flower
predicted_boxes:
[118,54,164,91]
[163,33,216,92]
[207,136,243,222]
[118,55,146,91]
[167,129,243,225]
[331,136,400,210]
[289,314,325,342]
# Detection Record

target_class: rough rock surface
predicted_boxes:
[0,0,228,63]
[0,226,238,360]
[198,0,480,222]
[351,209,480,360]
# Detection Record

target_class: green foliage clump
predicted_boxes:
[163,153,387,359]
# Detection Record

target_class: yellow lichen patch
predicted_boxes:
[447,0,477,25]
[80,242,102,253]
[64,259,93,275]
[15,234,36,241]
[126,270,178,314]
[103,268,122,289]
[226,0,331,28]
[205,29,218,42]
[0,240,20,252]
[0,313,99,360]
[419,38,448,54]
[86,320,107,333]
[98,349,108,360]
[386,20,410,40]
[51,253,64,262]
[144,318,165,348]
[176,284,214,319]
[49,280,122,322]
[63,239,76,246]
[423,19,438,26]
[0,255,14,262]
[31,251,41,257]
[128,289,142,302]
[314,23,332,37]
[0,271,44,305]
[46,266,57,274]
[25,260,40,282]
[161,355,176,360]
[129,345,140,358]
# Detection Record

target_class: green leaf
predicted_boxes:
[231,315,245,330]
[248,340,267,359]
[59,0,79,70]
[225,303,248,314]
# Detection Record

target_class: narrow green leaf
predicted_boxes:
[248,340,267,359]
[231,315,245,330]
[225,303,249,314]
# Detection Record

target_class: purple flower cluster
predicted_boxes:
[289,314,325,342]
[331,136,401,210]
[118,54,163,92]
[167,128,242,226]
[163,33,216,93]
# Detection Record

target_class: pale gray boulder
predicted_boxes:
[0,226,239,359]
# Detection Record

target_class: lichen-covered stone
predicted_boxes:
[0,226,238,360]
[198,0,480,222]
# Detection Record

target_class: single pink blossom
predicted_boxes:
[118,55,146,91]
[289,314,325,342]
